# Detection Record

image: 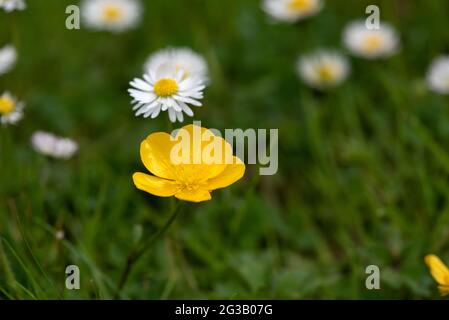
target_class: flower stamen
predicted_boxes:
[288,0,313,11]
[103,5,122,22]
[363,34,383,52]
[154,78,179,97]
[317,64,337,82]
[0,96,14,115]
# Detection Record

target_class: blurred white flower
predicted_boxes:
[31,131,78,159]
[144,47,209,84]
[262,0,323,23]
[81,0,142,33]
[343,20,399,59]
[129,63,205,123]
[0,0,26,12]
[426,56,449,94]
[0,91,24,125]
[0,45,17,76]
[55,230,65,240]
[297,50,350,89]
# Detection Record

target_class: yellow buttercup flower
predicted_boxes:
[424,254,449,296]
[133,124,245,203]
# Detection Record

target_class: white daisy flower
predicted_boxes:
[144,47,209,84]
[262,0,323,23]
[297,50,350,89]
[343,20,399,59]
[55,230,65,240]
[128,63,205,123]
[0,91,24,125]
[0,0,26,12]
[81,0,142,33]
[0,45,17,76]
[426,56,449,95]
[31,131,78,159]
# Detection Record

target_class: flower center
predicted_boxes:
[0,96,15,115]
[288,0,313,11]
[363,34,383,52]
[181,183,200,192]
[103,5,122,22]
[317,64,336,82]
[154,78,179,97]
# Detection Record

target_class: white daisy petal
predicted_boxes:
[144,47,209,84]
[135,99,159,116]
[171,100,182,112]
[179,102,194,117]
[130,78,151,91]
[128,89,157,103]
[31,131,78,159]
[0,45,17,75]
[143,73,155,85]
[0,0,26,12]
[426,56,449,95]
[168,108,176,123]
[176,111,184,122]
[132,101,145,111]
[174,95,202,106]
[150,105,162,118]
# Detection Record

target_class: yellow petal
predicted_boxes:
[133,172,180,197]
[438,285,449,297]
[425,254,449,286]
[140,132,179,180]
[205,156,246,190]
[175,189,211,203]
[173,124,233,181]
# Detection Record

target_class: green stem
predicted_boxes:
[115,201,183,298]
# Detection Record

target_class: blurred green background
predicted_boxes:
[1,0,449,299]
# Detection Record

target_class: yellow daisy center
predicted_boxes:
[288,0,313,11]
[154,78,179,97]
[317,64,337,82]
[363,34,383,52]
[0,96,15,115]
[103,5,122,22]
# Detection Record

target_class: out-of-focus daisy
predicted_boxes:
[297,50,350,89]
[129,63,205,123]
[425,254,449,296]
[262,0,323,23]
[343,20,399,59]
[144,47,209,84]
[81,0,142,33]
[0,92,24,125]
[55,230,65,240]
[0,45,17,76]
[0,0,26,12]
[31,131,78,159]
[426,56,449,95]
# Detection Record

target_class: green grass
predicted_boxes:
[1,0,449,299]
